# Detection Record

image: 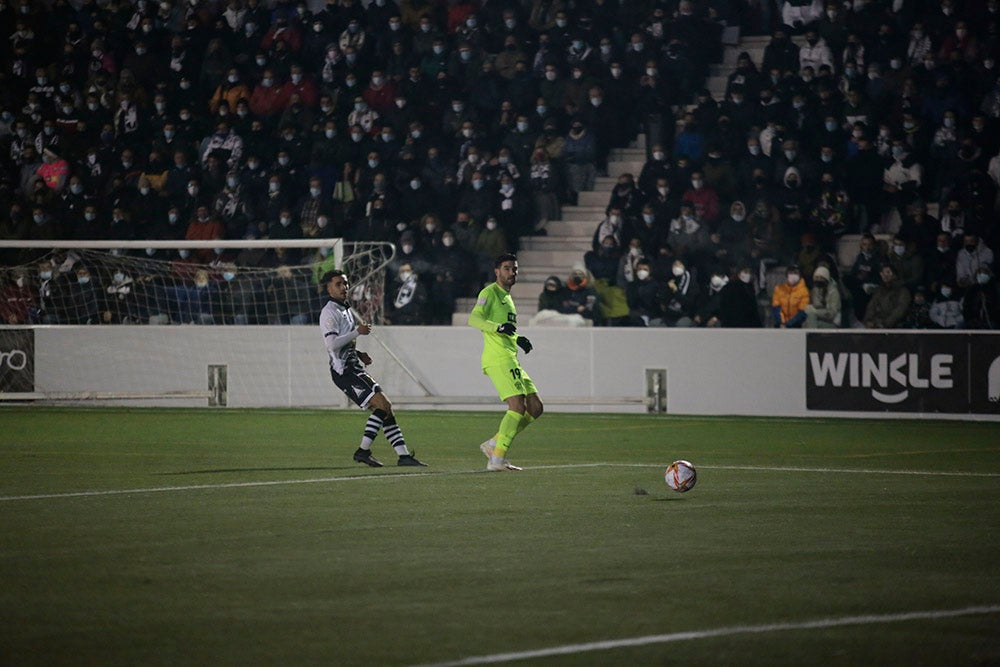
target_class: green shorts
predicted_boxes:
[484,362,538,401]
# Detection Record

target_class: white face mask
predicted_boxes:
[977,273,990,285]
[941,287,953,297]
[40,270,53,280]
[317,217,328,228]
[653,151,664,161]
[672,265,685,277]
[636,269,650,280]
[442,237,454,248]
[486,221,497,231]
[710,275,725,289]
[399,270,412,281]
[787,273,800,285]
[401,244,414,254]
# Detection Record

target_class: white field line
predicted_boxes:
[412,605,1000,667]
[0,462,996,503]
[0,464,603,502]
[616,463,1000,478]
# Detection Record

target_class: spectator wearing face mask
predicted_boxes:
[385,264,427,326]
[658,258,698,327]
[718,266,763,327]
[494,172,531,240]
[956,234,994,288]
[473,216,510,286]
[694,270,730,327]
[37,148,69,192]
[962,266,999,328]
[456,170,492,232]
[668,203,710,268]
[929,281,964,328]
[65,266,101,324]
[887,235,925,290]
[771,264,810,328]
[250,70,288,119]
[623,260,666,327]
[681,170,720,226]
[803,264,842,328]
[428,230,472,324]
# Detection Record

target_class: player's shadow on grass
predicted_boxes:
[157,466,354,476]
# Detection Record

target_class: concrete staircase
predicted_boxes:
[449,34,807,326]
[450,138,647,326]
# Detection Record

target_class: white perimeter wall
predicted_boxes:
[20,326,998,420]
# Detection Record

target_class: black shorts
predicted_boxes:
[330,367,382,408]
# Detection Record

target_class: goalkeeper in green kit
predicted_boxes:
[468,253,544,471]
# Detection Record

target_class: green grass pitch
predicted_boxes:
[1,407,998,666]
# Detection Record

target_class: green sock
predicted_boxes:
[516,412,534,435]
[493,410,523,457]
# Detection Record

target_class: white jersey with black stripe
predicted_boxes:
[319,299,362,375]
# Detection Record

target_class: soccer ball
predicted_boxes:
[665,460,697,493]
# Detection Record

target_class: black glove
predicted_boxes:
[516,336,532,354]
[497,322,517,335]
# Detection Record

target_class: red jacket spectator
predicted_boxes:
[0,279,37,324]
[185,209,225,262]
[362,74,397,116]
[279,67,318,109]
[261,21,302,52]
[681,173,721,226]
[250,74,288,117]
[37,150,69,191]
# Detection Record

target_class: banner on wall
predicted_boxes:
[806,333,1000,414]
[0,329,35,393]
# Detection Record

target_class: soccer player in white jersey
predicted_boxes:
[320,270,427,467]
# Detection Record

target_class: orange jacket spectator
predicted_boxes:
[771,267,810,326]
[209,80,251,114]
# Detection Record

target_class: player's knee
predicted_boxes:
[506,395,526,413]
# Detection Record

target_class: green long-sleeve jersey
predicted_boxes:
[468,282,518,368]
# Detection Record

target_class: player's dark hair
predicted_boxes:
[322,269,346,284]
[494,253,517,268]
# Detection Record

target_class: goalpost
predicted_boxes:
[0,239,392,405]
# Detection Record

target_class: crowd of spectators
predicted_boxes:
[531,0,1000,330]
[1,0,998,329]
[0,0,731,325]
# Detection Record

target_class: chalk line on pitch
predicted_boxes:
[411,604,1000,667]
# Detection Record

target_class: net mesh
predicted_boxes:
[0,241,392,327]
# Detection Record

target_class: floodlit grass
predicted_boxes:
[1,408,998,666]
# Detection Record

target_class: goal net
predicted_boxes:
[0,239,393,404]
[0,239,396,326]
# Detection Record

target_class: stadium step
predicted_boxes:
[519,236,592,252]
